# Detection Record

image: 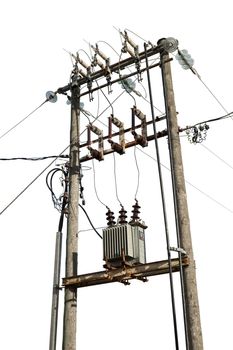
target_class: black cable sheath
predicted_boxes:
[79,204,102,239]
[160,48,189,349]
[144,43,180,350]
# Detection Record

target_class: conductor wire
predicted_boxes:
[113,152,123,207]
[144,43,180,350]
[134,146,140,201]
[160,49,189,349]
[92,159,109,210]
[0,99,48,141]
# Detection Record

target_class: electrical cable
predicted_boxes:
[49,167,68,350]
[136,146,233,214]
[81,88,233,216]
[200,143,233,171]
[0,144,70,216]
[97,40,120,58]
[124,28,150,44]
[174,50,232,120]
[0,99,48,141]
[197,76,229,115]
[78,226,105,234]
[117,51,138,106]
[0,155,69,161]
[78,204,102,239]
[133,146,140,201]
[160,50,190,349]
[144,43,180,350]
[112,152,123,207]
[46,168,67,212]
[180,111,233,132]
[91,159,109,209]
[96,81,124,208]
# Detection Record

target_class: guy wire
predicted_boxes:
[0,99,48,141]
[144,43,180,350]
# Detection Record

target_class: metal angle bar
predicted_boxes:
[80,129,168,163]
[63,257,189,288]
[57,45,164,94]
[78,61,168,98]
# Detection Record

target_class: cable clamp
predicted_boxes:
[170,247,187,255]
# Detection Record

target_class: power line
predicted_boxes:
[137,147,233,215]
[175,50,232,119]
[0,155,69,161]
[144,44,180,349]
[133,146,140,200]
[200,143,233,171]
[0,99,48,141]
[91,159,109,209]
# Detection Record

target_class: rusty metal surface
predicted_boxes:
[63,257,189,288]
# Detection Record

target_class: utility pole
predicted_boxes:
[159,40,204,349]
[62,71,80,350]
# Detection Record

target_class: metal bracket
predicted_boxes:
[131,106,148,147]
[87,124,104,161]
[108,115,125,154]
[170,246,187,255]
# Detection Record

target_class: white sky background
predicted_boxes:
[0,1,233,349]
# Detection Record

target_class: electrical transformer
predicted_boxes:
[103,221,147,268]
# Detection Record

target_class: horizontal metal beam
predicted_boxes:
[80,128,168,163]
[63,257,189,288]
[57,44,163,93]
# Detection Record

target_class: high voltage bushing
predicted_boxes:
[118,206,127,224]
[106,208,116,227]
[130,200,141,222]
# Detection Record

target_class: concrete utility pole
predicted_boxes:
[159,41,204,350]
[62,73,80,350]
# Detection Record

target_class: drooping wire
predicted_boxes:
[144,43,180,350]
[112,152,123,207]
[134,146,140,201]
[117,51,137,106]
[78,204,102,239]
[82,81,233,216]
[0,99,48,141]
[46,168,67,212]
[124,28,150,45]
[97,40,120,58]
[96,81,124,208]
[91,159,109,210]
[98,84,114,115]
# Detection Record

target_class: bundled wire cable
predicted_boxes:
[46,168,68,212]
